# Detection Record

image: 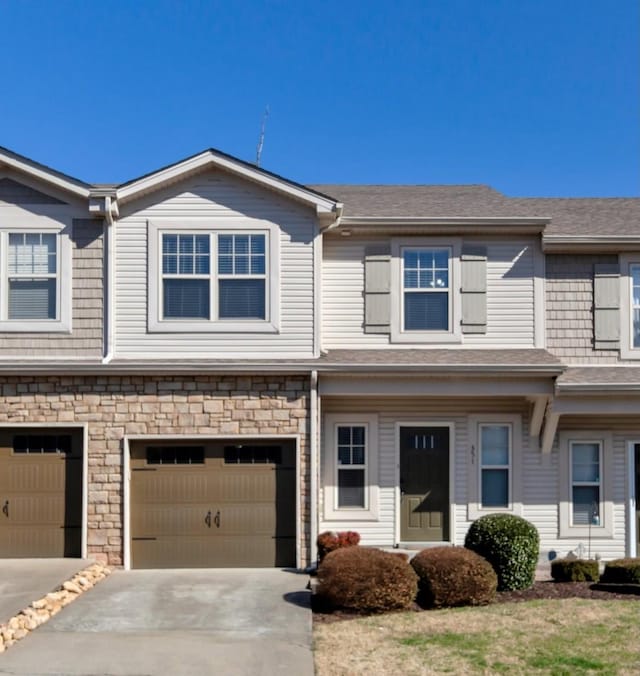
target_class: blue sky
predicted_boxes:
[0,1,637,196]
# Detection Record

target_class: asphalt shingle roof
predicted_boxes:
[310,185,640,238]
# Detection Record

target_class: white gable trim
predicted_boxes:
[0,148,90,199]
[116,149,341,216]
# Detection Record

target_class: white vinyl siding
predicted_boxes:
[320,398,630,561]
[322,235,539,349]
[115,171,317,358]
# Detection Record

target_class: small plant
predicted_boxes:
[316,530,360,562]
[316,546,418,612]
[551,558,599,582]
[600,558,640,584]
[464,514,539,591]
[410,546,497,608]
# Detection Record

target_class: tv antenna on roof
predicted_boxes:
[255,105,270,167]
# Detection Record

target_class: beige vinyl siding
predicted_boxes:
[322,235,538,348]
[546,254,619,363]
[0,216,104,357]
[320,398,630,561]
[115,171,317,358]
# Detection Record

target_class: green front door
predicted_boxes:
[400,426,449,542]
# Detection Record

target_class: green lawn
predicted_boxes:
[314,599,640,675]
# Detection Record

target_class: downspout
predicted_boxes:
[309,369,319,567]
[102,196,116,364]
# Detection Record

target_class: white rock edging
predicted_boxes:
[0,562,111,653]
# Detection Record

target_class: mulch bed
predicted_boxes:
[312,581,640,624]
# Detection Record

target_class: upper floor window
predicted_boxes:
[402,248,450,331]
[631,264,640,349]
[148,222,278,333]
[0,227,71,332]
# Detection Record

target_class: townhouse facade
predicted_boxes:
[0,146,638,569]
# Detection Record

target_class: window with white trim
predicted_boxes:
[0,227,71,332]
[323,413,379,521]
[570,441,601,526]
[631,264,640,349]
[559,431,613,537]
[479,424,511,508]
[402,247,450,331]
[148,222,278,333]
[336,425,366,508]
[467,415,522,520]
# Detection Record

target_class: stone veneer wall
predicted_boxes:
[0,375,310,567]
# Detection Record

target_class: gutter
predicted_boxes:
[543,236,640,252]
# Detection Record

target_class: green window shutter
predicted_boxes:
[593,263,620,350]
[461,245,487,334]
[364,248,391,334]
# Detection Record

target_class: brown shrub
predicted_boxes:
[316,530,361,562]
[316,546,418,612]
[410,546,497,608]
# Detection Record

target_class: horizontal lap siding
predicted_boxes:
[115,173,316,358]
[0,218,104,357]
[320,399,630,560]
[322,236,537,348]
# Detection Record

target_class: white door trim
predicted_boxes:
[627,440,638,558]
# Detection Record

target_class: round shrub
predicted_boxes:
[316,546,418,612]
[316,530,360,562]
[464,514,539,591]
[410,546,497,608]
[550,558,599,582]
[600,558,640,584]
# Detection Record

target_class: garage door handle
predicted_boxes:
[2,500,8,518]
[205,511,212,528]
[214,510,220,529]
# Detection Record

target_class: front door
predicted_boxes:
[400,426,449,542]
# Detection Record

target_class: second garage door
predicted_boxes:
[130,439,296,568]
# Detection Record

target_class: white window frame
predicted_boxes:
[323,413,379,521]
[620,255,640,359]
[0,212,71,333]
[148,220,279,333]
[468,415,522,520]
[569,439,602,528]
[559,431,614,538]
[390,237,462,344]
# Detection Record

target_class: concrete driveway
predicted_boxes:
[0,568,313,676]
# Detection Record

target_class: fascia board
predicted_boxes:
[543,236,640,252]
[116,151,338,213]
[0,150,90,198]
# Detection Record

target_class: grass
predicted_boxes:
[313,599,640,675]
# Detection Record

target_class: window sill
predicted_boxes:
[0,320,71,333]
[322,508,379,522]
[390,330,462,345]
[148,319,279,334]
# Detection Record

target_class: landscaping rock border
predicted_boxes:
[0,562,111,653]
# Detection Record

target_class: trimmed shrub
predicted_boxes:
[317,546,418,612]
[464,514,539,591]
[410,546,497,608]
[550,558,599,582]
[316,530,360,562]
[600,558,640,584]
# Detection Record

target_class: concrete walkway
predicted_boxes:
[0,568,313,676]
[0,559,91,624]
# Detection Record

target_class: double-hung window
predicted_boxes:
[570,441,601,526]
[479,424,511,508]
[336,425,367,508]
[402,247,450,331]
[631,264,640,349]
[149,223,277,332]
[0,225,70,332]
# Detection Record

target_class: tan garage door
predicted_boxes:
[0,428,83,557]
[130,440,296,568]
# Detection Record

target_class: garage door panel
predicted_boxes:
[130,440,296,568]
[0,429,83,558]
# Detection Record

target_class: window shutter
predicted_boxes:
[461,245,487,334]
[364,247,391,334]
[593,263,620,350]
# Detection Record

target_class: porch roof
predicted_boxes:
[556,366,640,392]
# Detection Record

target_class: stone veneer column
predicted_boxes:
[0,375,311,567]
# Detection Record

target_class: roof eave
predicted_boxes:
[543,236,640,252]
[330,216,550,234]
